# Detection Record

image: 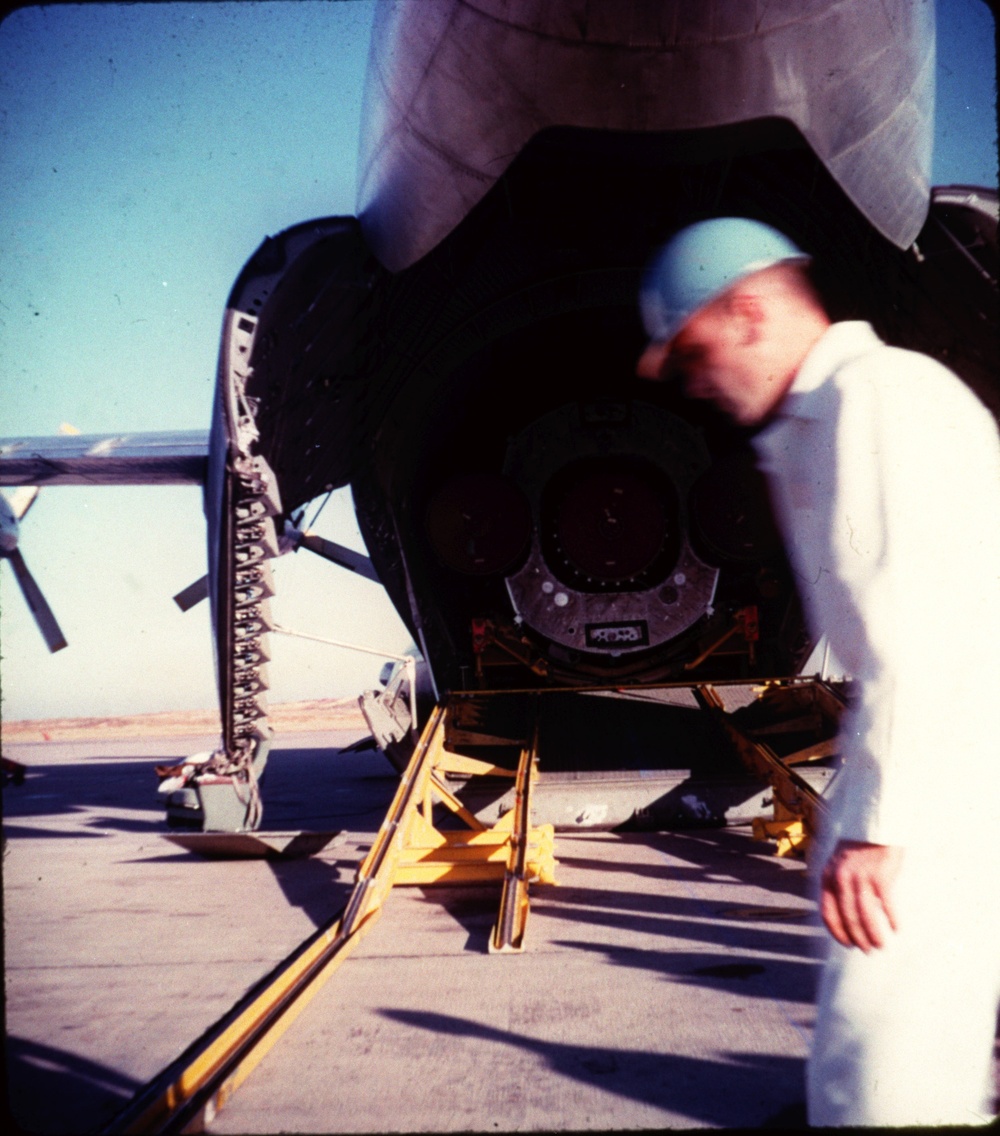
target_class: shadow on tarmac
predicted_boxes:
[578,831,818,1009]
[429,887,501,952]
[549,938,817,1004]
[378,1007,807,1128]
[112,850,362,931]
[557,829,814,900]
[418,880,820,981]
[254,745,398,831]
[266,856,361,928]
[1,759,167,829]
[1,822,110,840]
[5,1034,140,1135]
[534,892,818,966]
[1,744,398,838]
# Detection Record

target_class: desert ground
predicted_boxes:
[1,697,367,743]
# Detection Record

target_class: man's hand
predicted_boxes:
[819,840,904,951]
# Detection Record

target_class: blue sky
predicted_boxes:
[1,0,997,720]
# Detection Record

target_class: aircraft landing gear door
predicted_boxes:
[165,308,284,833]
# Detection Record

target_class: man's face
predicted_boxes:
[638,299,782,428]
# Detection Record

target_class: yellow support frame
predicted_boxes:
[694,683,830,857]
[338,698,557,949]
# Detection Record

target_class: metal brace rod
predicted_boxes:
[273,623,418,735]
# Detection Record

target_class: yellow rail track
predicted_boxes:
[107,698,556,1133]
[105,903,379,1134]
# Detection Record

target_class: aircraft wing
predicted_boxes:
[0,431,210,486]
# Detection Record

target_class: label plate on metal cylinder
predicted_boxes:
[585,621,649,647]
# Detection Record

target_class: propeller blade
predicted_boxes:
[297,531,380,582]
[173,574,210,612]
[7,548,68,652]
[8,485,40,521]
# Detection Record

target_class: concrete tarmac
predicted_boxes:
[210,828,820,1133]
[6,727,995,1132]
[3,728,389,1134]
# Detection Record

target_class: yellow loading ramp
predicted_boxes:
[107,697,556,1134]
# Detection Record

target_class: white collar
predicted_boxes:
[786,321,883,399]
[762,322,885,427]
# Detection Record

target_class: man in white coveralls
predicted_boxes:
[637,217,1000,1127]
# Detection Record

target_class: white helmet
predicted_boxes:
[641,218,810,345]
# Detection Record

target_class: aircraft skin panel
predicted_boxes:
[0,431,209,486]
[358,0,933,271]
[219,217,381,514]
